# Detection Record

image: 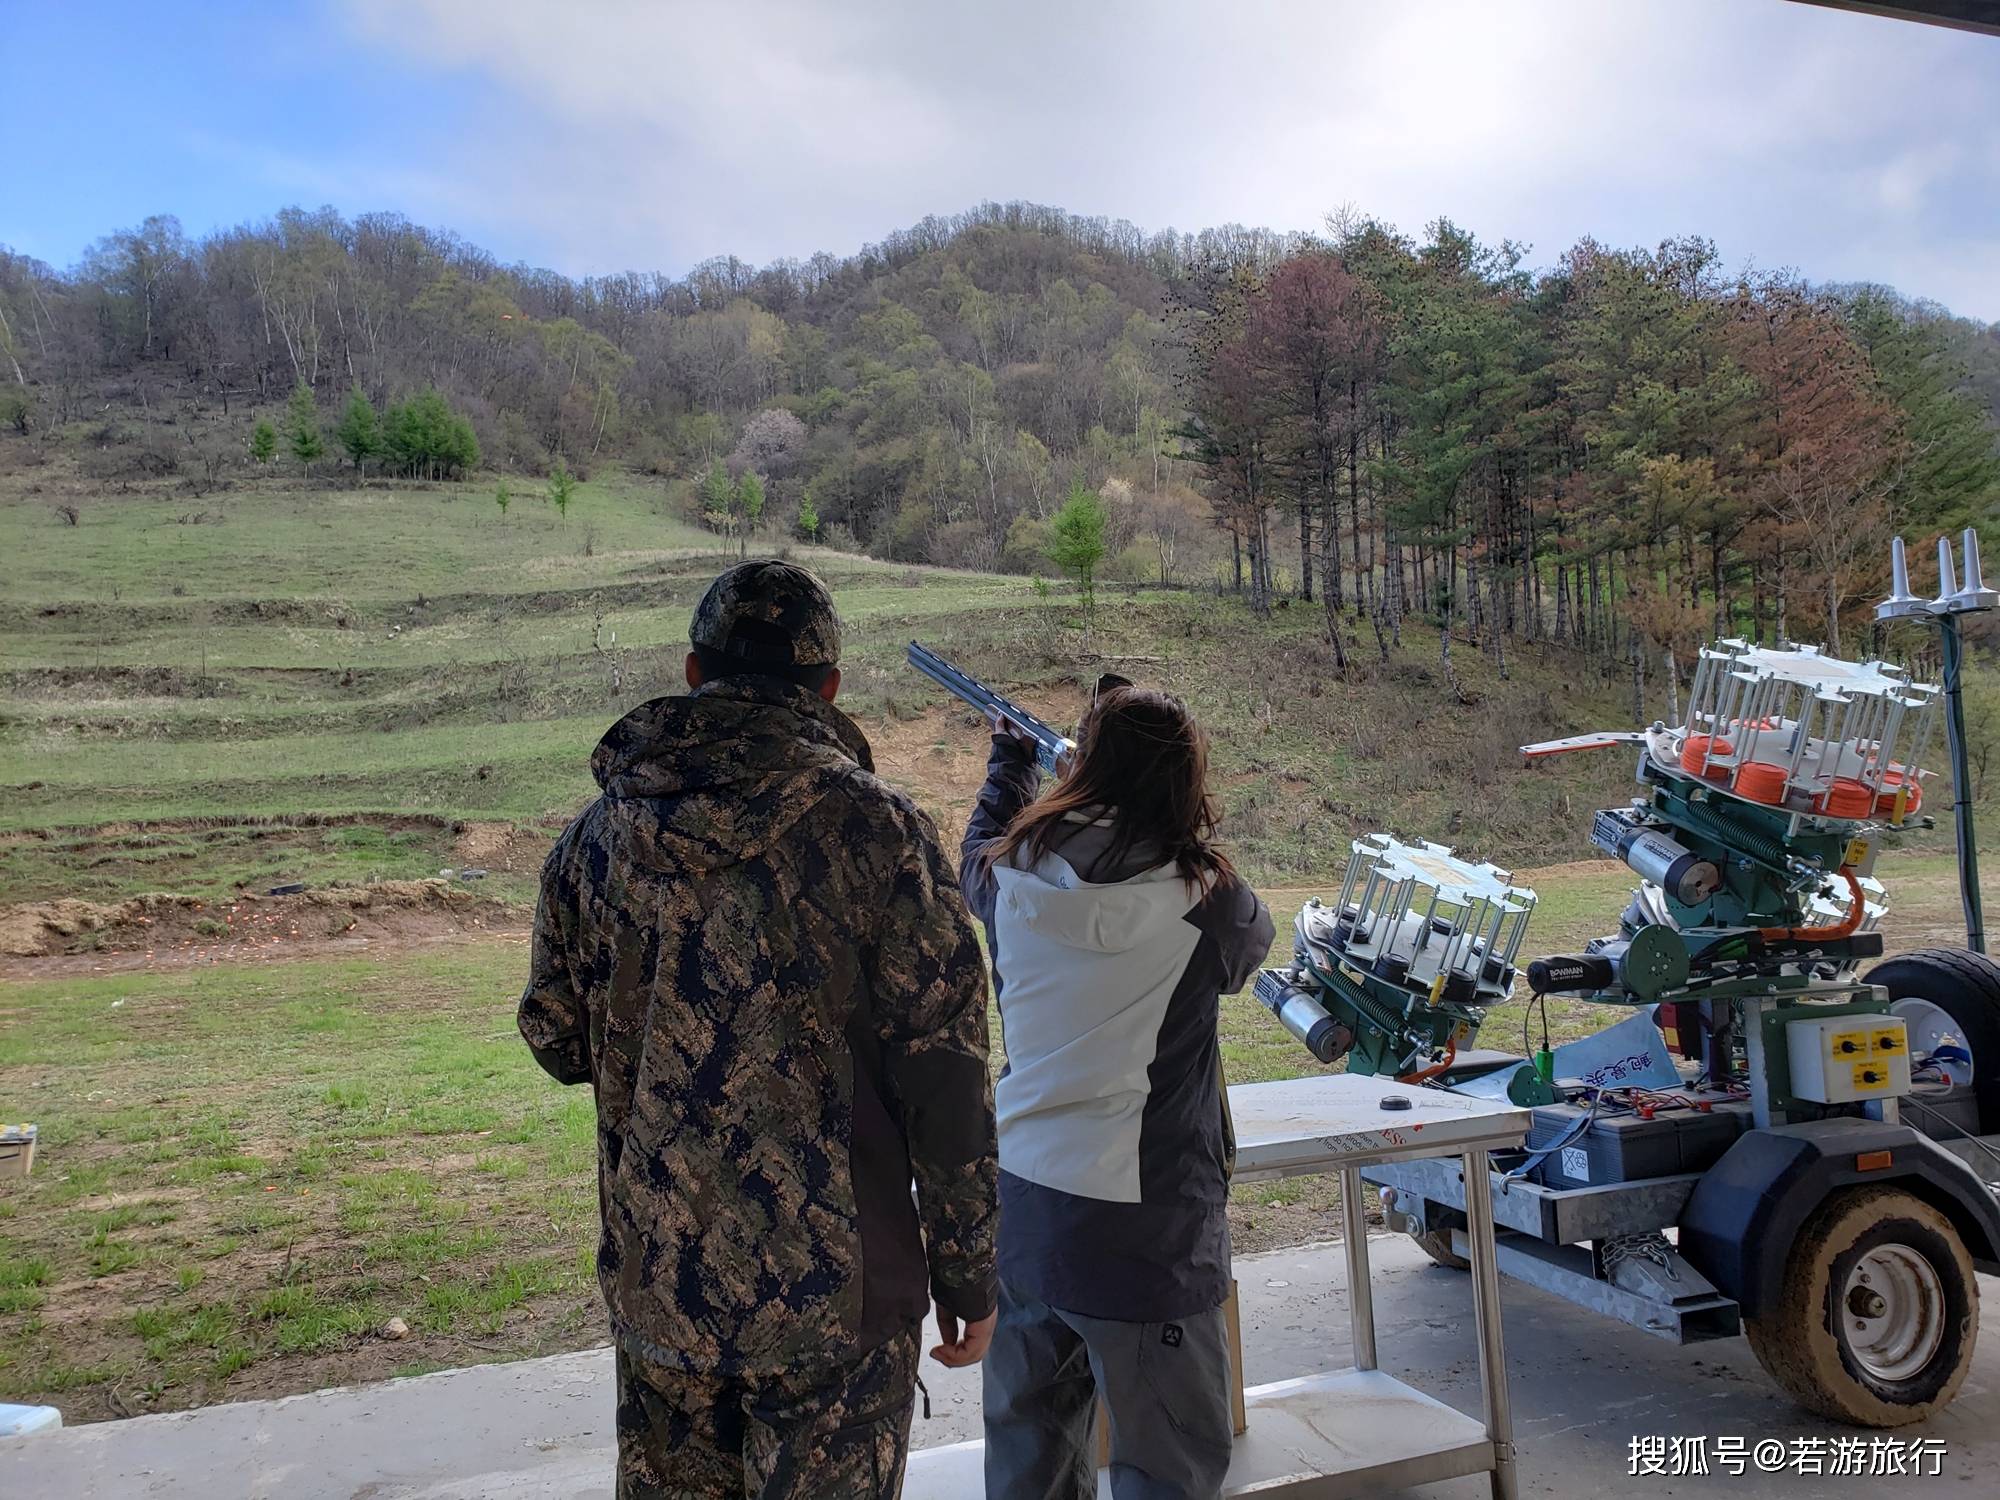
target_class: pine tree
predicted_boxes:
[495,478,511,517]
[1844,288,2000,536]
[736,472,765,557]
[286,383,323,474]
[333,388,381,475]
[548,458,575,520]
[249,419,277,464]
[383,388,479,479]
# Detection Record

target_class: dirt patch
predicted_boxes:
[451,821,552,876]
[1222,769,1314,792]
[867,690,1087,838]
[0,891,206,957]
[0,880,520,974]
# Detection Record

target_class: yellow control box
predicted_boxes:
[1786,1016,1912,1104]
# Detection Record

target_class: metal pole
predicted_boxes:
[1461,1149,1518,1500]
[1340,1166,1377,1372]
[1939,618,1986,953]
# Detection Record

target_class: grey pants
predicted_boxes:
[982,1279,1234,1500]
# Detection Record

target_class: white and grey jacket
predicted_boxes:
[961,734,1274,1322]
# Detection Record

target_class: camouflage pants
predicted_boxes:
[615,1326,922,1500]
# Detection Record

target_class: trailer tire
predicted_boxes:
[1867,948,2000,1132]
[1412,1229,1470,1271]
[1743,1186,1977,1427]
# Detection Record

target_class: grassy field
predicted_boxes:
[0,946,597,1415]
[0,864,1630,1420]
[0,850,1982,1420]
[10,464,1923,899]
[3,464,1995,1422]
[10,466,1992,893]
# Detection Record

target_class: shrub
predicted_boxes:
[1103,541,1157,585]
[0,389,33,434]
[1000,514,1054,574]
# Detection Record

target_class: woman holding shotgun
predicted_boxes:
[961,683,1274,1500]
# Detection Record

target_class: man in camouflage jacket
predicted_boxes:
[519,560,999,1499]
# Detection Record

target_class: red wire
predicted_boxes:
[1761,867,1865,944]
[1398,1039,1458,1085]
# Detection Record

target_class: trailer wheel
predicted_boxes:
[1743,1186,1977,1427]
[1867,948,2000,1132]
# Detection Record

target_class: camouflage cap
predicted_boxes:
[688,559,842,667]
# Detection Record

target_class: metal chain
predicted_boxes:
[1600,1232,1682,1282]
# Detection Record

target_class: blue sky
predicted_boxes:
[8,1,2000,319]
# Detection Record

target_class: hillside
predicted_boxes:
[4,204,1996,648]
[0,466,1638,910]
[5,461,1993,922]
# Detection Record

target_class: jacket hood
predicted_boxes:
[587,677,875,874]
[994,852,1196,955]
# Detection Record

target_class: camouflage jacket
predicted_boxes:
[518,676,998,1377]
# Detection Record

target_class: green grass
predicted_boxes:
[0,947,599,1420]
[0,713,607,828]
[0,1254,52,1314]
[0,471,717,604]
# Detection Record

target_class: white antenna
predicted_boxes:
[1877,535,1927,620]
[1935,535,1960,607]
[1945,526,1999,615]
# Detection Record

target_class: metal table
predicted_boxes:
[904,1073,1529,1499]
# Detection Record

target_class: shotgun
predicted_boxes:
[905,641,1074,776]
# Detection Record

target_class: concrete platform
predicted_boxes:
[3,1236,1994,1499]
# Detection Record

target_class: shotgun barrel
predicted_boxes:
[905,641,1074,775]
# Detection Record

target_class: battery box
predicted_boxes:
[1786,1015,1911,1104]
[1527,1100,1754,1189]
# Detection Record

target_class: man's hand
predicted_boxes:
[930,1305,997,1368]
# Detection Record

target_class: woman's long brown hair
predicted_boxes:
[982,686,1236,895]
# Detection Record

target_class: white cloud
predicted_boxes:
[336,0,2000,317]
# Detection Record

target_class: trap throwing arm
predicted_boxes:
[1518,730,1648,758]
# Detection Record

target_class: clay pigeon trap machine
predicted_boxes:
[1258,532,2000,1425]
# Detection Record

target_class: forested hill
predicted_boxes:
[2,200,1997,668]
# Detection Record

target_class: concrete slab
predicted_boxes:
[2,1235,1994,1499]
